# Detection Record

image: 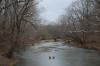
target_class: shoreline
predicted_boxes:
[41,39,100,51]
[0,56,19,66]
[1,39,100,66]
[65,40,100,51]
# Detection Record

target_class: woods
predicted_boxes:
[36,0,100,48]
[0,0,100,65]
[58,0,100,45]
[0,0,39,58]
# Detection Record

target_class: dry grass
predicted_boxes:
[35,49,50,53]
[42,40,55,42]
[66,40,100,50]
[0,55,19,66]
[42,39,63,42]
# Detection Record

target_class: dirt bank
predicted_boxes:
[0,55,19,66]
[65,40,100,50]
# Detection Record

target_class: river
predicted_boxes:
[15,41,100,66]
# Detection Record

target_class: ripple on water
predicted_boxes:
[16,42,100,66]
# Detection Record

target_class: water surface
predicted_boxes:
[16,41,100,66]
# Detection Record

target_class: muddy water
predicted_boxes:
[15,41,100,66]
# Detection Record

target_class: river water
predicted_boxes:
[15,41,100,66]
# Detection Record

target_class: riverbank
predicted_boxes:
[38,39,100,51]
[1,39,100,66]
[41,39,63,42]
[65,40,100,50]
[0,55,19,66]
[34,39,100,51]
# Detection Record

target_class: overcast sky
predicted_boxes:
[39,0,76,23]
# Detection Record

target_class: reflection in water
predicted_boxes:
[15,42,100,66]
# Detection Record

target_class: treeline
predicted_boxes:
[38,0,100,46]
[35,24,63,41]
[59,0,100,45]
[0,0,100,59]
[0,0,40,58]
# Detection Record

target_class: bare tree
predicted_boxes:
[59,0,100,45]
[0,0,39,58]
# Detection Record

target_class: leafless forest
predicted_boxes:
[38,0,100,47]
[0,0,40,58]
[0,0,100,65]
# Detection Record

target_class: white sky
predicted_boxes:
[39,0,77,23]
